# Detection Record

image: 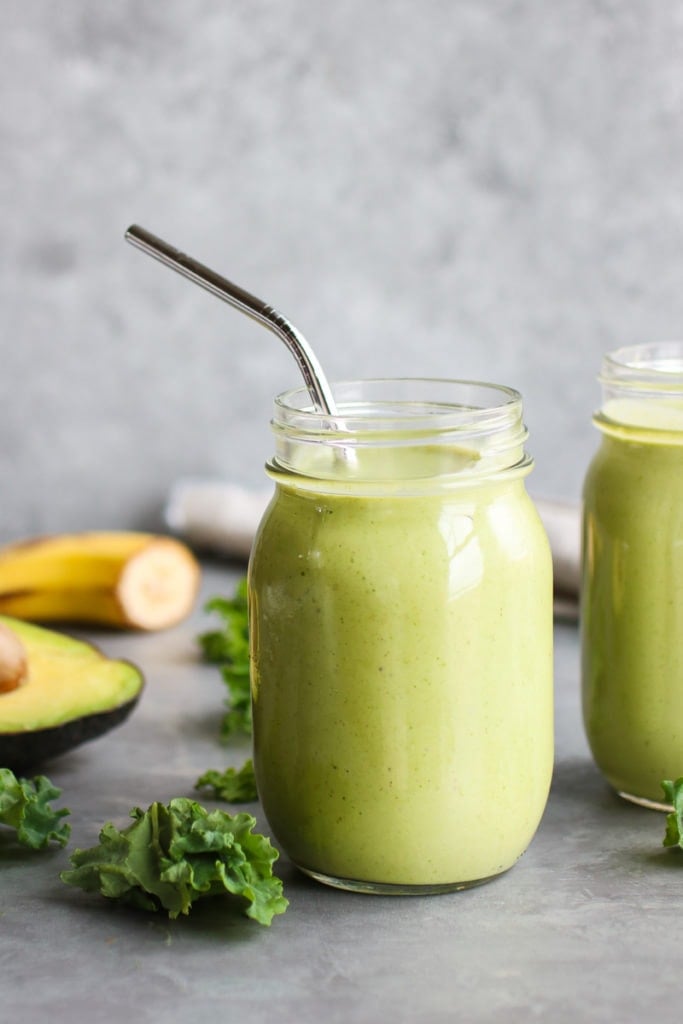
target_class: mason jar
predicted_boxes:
[582,343,683,808]
[249,378,553,892]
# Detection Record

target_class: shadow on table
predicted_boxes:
[543,755,683,878]
[44,883,270,944]
[548,756,620,813]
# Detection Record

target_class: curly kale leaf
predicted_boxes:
[60,798,287,926]
[662,778,683,848]
[195,758,257,803]
[0,768,71,849]
[199,579,249,665]
[198,579,252,738]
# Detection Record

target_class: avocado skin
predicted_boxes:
[0,694,142,772]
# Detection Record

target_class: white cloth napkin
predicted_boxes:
[165,479,581,620]
[166,479,270,562]
[535,499,580,620]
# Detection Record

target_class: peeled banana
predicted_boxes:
[0,532,201,631]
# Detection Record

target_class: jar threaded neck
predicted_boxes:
[596,342,683,438]
[270,378,531,488]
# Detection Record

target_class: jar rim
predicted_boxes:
[269,378,530,485]
[601,342,683,385]
[273,377,523,437]
[597,343,683,439]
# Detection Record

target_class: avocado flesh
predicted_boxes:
[0,615,143,770]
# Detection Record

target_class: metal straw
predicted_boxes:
[124,224,338,416]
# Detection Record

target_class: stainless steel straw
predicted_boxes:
[124,224,338,416]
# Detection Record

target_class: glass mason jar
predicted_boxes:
[249,378,553,892]
[582,343,683,808]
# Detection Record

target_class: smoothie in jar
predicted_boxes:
[249,379,553,892]
[582,343,683,806]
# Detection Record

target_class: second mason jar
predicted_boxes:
[582,343,683,807]
[249,378,553,892]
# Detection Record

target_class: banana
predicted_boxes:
[0,532,201,631]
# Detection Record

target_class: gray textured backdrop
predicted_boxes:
[2,2,682,541]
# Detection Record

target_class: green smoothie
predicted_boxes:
[582,397,683,804]
[249,436,553,889]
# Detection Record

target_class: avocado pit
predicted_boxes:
[0,622,28,693]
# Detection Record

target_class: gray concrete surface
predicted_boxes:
[1,564,678,1024]
[2,3,683,539]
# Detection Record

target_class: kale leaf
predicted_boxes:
[195,758,258,803]
[662,778,683,848]
[0,768,71,849]
[198,579,252,739]
[60,797,287,926]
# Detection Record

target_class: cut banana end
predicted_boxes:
[0,622,28,693]
[115,537,201,630]
[0,534,201,631]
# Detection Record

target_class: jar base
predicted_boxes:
[296,864,506,895]
[617,789,671,812]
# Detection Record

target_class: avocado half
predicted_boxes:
[0,615,144,771]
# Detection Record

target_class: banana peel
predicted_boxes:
[0,532,200,631]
